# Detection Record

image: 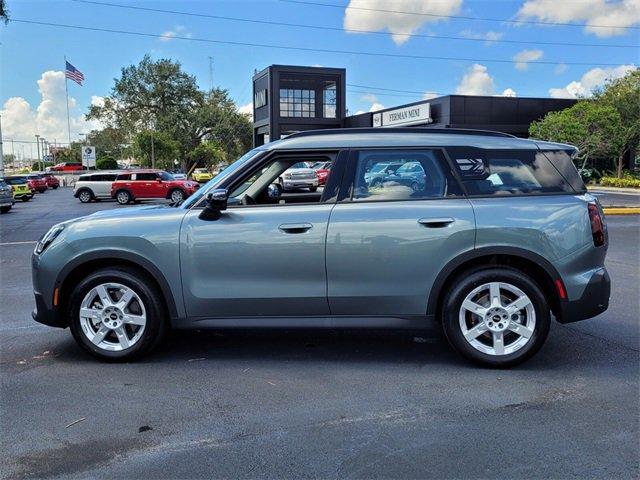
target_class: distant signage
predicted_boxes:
[81,146,96,168]
[254,89,268,109]
[373,102,431,128]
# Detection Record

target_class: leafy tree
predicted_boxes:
[530,101,625,171]
[4,153,16,165]
[53,146,81,163]
[0,0,9,24]
[592,69,640,178]
[187,141,227,168]
[132,130,179,170]
[86,127,130,161]
[96,156,118,170]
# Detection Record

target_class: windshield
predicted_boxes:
[159,171,174,181]
[180,148,265,209]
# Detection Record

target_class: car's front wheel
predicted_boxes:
[67,267,167,361]
[442,268,550,368]
[77,189,93,203]
[169,188,185,203]
[115,190,132,205]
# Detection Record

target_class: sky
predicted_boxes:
[1,0,639,157]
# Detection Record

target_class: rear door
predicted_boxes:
[326,148,476,317]
[134,172,159,198]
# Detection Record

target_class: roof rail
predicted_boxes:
[286,127,516,139]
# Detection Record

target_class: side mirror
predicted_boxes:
[198,188,228,221]
[157,178,163,183]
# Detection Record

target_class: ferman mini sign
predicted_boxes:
[374,102,432,128]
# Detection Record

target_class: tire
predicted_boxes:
[410,181,419,192]
[21,196,30,202]
[115,190,132,205]
[53,185,59,190]
[309,186,318,193]
[77,189,93,203]
[67,266,167,361]
[441,267,550,368]
[0,206,10,213]
[169,188,185,203]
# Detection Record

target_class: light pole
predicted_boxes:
[40,138,47,172]
[35,134,41,172]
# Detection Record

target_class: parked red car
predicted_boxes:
[311,161,332,186]
[41,173,60,189]
[50,162,86,172]
[26,174,48,193]
[111,170,199,205]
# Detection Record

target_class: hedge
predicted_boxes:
[599,176,640,189]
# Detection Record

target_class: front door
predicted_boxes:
[326,148,476,316]
[179,151,340,319]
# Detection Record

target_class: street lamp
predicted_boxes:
[35,134,41,172]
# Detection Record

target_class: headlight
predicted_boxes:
[35,224,65,255]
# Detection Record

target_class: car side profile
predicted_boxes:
[26,174,48,193]
[4,177,33,202]
[110,170,200,204]
[74,172,118,203]
[50,162,86,172]
[0,179,15,213]
[41,173,60,189]
[32,128,610,367]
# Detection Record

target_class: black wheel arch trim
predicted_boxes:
[75,187,94,198]
[55,250,179,319]
[426,246,563,317]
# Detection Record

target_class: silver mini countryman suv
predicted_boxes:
[32,128,610,367]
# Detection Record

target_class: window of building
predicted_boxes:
[280,89,315,118]
[323,82,337,118]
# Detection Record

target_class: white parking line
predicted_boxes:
[0,241,37,246]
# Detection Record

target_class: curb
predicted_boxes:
[603,207,640,215]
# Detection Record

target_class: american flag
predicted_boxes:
[65,61,84,86]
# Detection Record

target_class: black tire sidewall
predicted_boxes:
[442,268,550,368]
[67,267,166,361]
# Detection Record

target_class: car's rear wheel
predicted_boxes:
[116,190,132,205]
[67,267,167,361]
[442,268,550,368]
[1,206,11,213]
[169,188,185,203]
[21,196,30,202]
[77,189,93,203]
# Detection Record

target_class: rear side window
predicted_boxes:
[136,173,158,181]
[352,149,462,202]
[116,173,131,181]
[447,148,576,196]
[101,174,117,181]
[78,175,89,182]
[540,150,586,193]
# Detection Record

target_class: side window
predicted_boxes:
[136,173,157,181]
[447,148,575,195]
[352,149,461,202]
[78,175,89,182]
[116,173,131,181]
[103,174,117,182]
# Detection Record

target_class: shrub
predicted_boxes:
[96,157,118,170]
[600,176,640,188]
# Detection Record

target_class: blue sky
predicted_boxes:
[1,0,638,152]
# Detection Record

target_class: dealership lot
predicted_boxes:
[1,188,638,479]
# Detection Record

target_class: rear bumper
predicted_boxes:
[557,268,610,324]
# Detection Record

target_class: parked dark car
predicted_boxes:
[32,128,609,367]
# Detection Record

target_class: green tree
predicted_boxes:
[86,127,130,161]
[592,69,640,178]
[53,145,81,163]
[187,141,227,169]
[4,153,16,165]
[132,130,179,170]
[530,101,625,171]
[96,156,118,170]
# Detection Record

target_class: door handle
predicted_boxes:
[418,217,455,228]
[279,223,313,234]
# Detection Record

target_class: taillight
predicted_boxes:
[588,203,605,247]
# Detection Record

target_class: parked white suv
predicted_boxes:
[73,172,119,203]
[277,162,318,192]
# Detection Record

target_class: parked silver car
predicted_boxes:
[73,172,119,203]
[32,128,610,366]
[277,162,319,192]
[0,179,15,213]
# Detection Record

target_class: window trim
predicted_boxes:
[337,146,466,204]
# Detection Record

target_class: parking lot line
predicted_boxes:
[0,241,37,246]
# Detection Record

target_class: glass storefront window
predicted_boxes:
[279,88,315,118]
[323,82,337,118]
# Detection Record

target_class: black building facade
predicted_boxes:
[251,64,576,143]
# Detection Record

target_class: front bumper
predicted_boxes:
[32,292,66,328]
[283,179,318,190]
[557,268,610,324]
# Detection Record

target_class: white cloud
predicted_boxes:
[459,29,504,43]
[355,110,366,115]
[369,102,385,112]
[548,64,636,98]
[516,0,640,37]
[423,91,439,100]
[456,64,495,95]
[513,49,544,70]
[160,25,191,42]
[360,93,379,103]
[238,101,253,121]
[1,70,102,150]
[500,88,517,97]
[554,63,568,75]
[343,0,463,45]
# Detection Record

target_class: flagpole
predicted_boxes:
[64,56,72,145]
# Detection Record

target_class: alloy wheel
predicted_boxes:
[79,191,91,203]
[170,189,185,203]
[78,282,147,352]
[458,282,536,356]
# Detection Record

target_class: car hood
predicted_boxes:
[285,168,316,175]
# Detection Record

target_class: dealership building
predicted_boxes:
[252,64,579,145]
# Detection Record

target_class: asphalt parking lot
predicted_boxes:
[1,187,639,479]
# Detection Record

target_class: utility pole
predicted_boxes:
[35,134,41,172]
[150,131,155,169]
[0,114,4,178]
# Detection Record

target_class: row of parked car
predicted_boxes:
[0,173,60,214]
